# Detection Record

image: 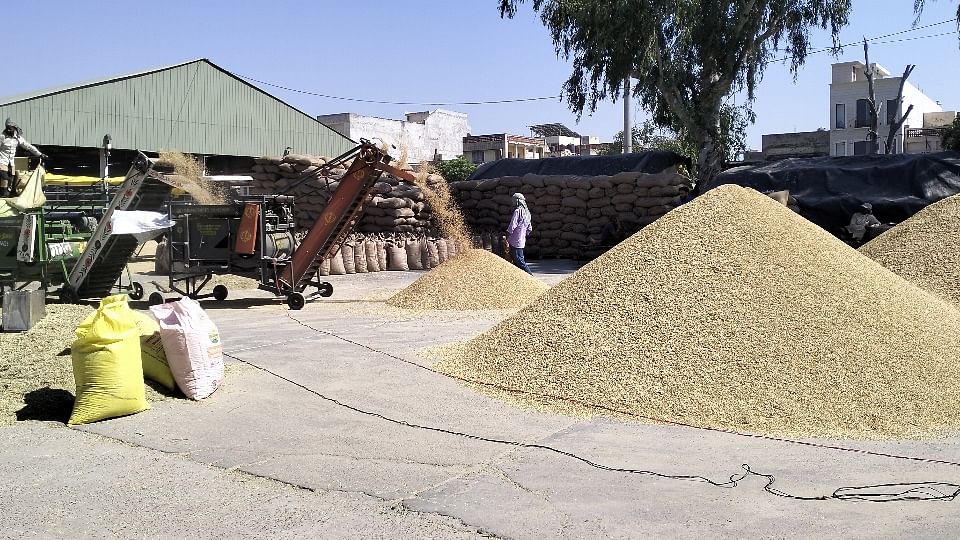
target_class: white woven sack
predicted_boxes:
[149,297,224,400]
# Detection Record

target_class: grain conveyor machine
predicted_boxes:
[152,139,416,309]
[58,152,181,303]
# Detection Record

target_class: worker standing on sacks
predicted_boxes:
[506,192,533,274]
[0,119,47,197]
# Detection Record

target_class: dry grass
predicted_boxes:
[860,194,960,305]
[157,151,231,204]
[433,185,960,439]
[387,249,548,310]
[0,304,167,425]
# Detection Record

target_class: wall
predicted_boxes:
[829,75,942,155]
[317,110,470,164]
[760,131,830,158]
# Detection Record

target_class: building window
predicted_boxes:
[855,99,870,128]
[886,99,899,125]
[471,150,484,164]
[835,142,846,156]
[835,104,845,129]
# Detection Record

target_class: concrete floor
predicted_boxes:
[3,260,960,539]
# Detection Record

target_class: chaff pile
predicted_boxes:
[435,185,960,439]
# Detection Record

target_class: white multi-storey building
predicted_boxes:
[829,61,942,156]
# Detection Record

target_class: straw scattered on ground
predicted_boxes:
[433,185,960,439]
[387,249,548,310]
[860,193,960,305]
[0,304,167,426]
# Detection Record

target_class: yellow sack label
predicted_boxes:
[131,311,176,391]
[69,294,150,425]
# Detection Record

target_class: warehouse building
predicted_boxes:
[0,59,353,176]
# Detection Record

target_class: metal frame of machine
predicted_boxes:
[151,140,416,310]
[155,193,300,305]
[0,169,110,295]
[59,152,181,303]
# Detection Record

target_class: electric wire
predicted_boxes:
[217,311,960,503]
[237,73,561,106]
[234,19,957,106]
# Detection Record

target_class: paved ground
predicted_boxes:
[3,259,960,538]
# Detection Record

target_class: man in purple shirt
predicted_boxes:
[506,192,533,274]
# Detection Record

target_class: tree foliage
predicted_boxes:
[435,156,478,182]
[943,115,960,151]
[498,0,851,184]
[604,104,751,167]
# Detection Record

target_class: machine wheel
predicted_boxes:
[58,287,80,305]
[148,292,165,306]
[213,284,229,301]
[318,282,333,298]
[287,292,306,310]
[129,282,144,300]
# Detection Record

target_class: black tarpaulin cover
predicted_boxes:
[702,152,960,233]
[466,151,690,181]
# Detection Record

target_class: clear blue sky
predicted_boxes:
[5,0,959,150]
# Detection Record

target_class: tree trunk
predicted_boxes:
[695,135,725,192]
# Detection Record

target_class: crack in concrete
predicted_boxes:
[61,424,493,536]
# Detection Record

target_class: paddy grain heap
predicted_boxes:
[860,193,960,305]
[387,249,548,310]
[435,185,960,439]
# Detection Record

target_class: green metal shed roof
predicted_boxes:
[0,59,354,157]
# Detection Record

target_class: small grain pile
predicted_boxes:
[859,194,960,305]
[387,249,548,310]
[0,304,167,425]
[434,185,960,439]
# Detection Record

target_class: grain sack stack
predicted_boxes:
[387,249,548,310]
[449,171,691,259]
[436,185,960,439]
[250,154,442,236]
[859,193,960,305]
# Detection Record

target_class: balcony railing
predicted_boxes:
[906,127,946,138]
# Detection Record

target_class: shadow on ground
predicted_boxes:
[16,387,74,423]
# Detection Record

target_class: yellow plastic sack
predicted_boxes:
[69,295,150,425]
[131,311,176,391]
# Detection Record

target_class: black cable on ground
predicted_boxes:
[223,317,960,503]
[281,312,960,470]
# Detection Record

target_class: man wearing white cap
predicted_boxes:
[0,118,47,197]
[506,192,533,274]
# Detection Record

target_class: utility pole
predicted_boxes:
[623,77,632,154]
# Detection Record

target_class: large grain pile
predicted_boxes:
[387,249,548,310]
[434,185,960,439]
[859,194,960,305]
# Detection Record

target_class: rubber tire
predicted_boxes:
[129,282,144,300]
[318,282,333,298]
[148,292,165,306]
[213,284,228,301]
[287,292,306,310]
[59,287,80,305]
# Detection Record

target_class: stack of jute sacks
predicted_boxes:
[250,154,467,272]
[250,154,442,235]
[448,171,693,259]
[314,233,468,275]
